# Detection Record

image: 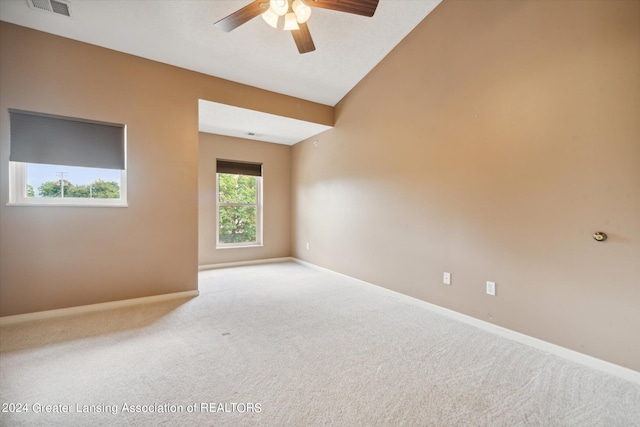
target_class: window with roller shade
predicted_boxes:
[216,159,262,247]
[7,109,127,207]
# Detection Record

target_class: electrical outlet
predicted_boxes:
[486,281,496,296]
[443,272,451,285]
[306,242,310,250]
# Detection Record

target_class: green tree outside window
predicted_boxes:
[218,174,259,244]
[37,179,120,199]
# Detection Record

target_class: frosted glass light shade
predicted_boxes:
[262,8,279,28]
[270,0,288,16]
[292,0,311,23]
[284,12,300,30]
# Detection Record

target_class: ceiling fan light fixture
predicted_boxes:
[261,8,279,28]
[270,0,289,16]
[284,12,300,31]
[292,0,311,24]
[214,0,380,54]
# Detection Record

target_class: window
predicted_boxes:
[7,109,127,207]
[216,160,262,247]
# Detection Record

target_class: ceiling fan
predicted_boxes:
[214,0,380,54]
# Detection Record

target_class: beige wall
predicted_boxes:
[199,133,291,265]
[0,22,329,317]
[292,0,640,370]
[2,0,639,371]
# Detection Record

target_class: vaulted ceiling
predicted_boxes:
[0,0,441,144]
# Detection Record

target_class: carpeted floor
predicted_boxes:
[1,262,639,426]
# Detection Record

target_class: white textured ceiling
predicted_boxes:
[0,0,441,144]
[199,99,333,145]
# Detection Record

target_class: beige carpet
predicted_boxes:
[1,262,639,426]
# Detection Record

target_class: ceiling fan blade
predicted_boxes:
[214,1,268,32]
[291,22,316,54]
[305,0,379,17]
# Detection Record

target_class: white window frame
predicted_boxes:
[216,173,263,248]
[7,161,128,207]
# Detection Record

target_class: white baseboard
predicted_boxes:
[292,258,640,384]
[199,257,293,271]
[2,256,295,324]
[4,257,637,384]
[0,290,200,326]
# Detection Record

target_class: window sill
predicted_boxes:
[216,244,264,250]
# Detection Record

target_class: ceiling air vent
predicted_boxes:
[27,0,72,17]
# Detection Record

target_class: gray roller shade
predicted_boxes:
[217,159,262,176]
[9,109,126,170]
